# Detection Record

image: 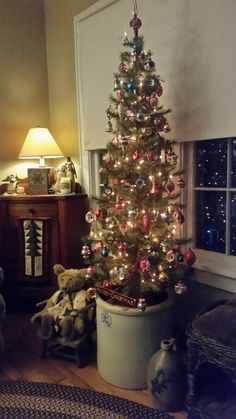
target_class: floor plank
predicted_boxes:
[0,312,187,419]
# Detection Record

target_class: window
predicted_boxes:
[185,138,236,285]
[88,150,105,199]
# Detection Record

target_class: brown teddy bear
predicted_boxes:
[31,264,95,341]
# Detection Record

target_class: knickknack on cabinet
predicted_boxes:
[0,194,89,309]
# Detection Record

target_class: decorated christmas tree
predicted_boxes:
[82,1,196,309]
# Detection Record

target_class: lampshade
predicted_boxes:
[18,127,64,167]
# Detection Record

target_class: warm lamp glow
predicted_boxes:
[18,127,64,166]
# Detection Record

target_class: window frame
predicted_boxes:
[184,141,236,291]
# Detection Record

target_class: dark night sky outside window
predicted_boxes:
[194,138,236,255]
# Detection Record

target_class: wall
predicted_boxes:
[76,0,236,152]
[0,0,50,179]
[44,0,98,181]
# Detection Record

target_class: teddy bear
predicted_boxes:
[31,264,95,341]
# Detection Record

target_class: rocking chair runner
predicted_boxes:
[35,300,96,367]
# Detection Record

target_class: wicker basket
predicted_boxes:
[186,300,236,419]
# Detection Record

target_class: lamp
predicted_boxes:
[18,127,64,167]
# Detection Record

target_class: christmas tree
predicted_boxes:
[82,1,196,309]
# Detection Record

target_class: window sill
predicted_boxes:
[191,269,236,294]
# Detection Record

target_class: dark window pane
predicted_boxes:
[195,140,227,187]
[195,191,226,253]
[230,192,236,255]
[230,138,236,187]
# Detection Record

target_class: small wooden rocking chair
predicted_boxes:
[34,300,96,367]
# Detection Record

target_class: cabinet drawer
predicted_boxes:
[7,202,58,218]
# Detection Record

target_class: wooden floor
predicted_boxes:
[0,311,187,419]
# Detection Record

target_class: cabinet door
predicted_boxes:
[16,216,60,285]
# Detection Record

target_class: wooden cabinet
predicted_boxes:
[0,194,89,308]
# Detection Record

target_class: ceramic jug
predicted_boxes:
[147,338,188,412]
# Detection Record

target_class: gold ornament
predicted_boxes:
[158,271,169,284]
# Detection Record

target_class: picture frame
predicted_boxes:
[27,168,49,195]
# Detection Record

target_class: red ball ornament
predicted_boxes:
[184,248,196,266]
[95,208,103,220]
[155,115,167,131]
[87,265,96,274]
[129,13,142,37]
[140,259,150,271]
[118,242,127,253]
[103,280,113,290]
[156,84,163,97]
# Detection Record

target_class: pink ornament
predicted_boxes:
[150,179,160,195]
[149,94,158,108]
[140,259,150,271]
[177,178,185,188]
[184,248,196,266]
[132,149,142,160]
[87,265,96,274]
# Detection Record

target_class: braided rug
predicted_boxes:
[0,380,175,418]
